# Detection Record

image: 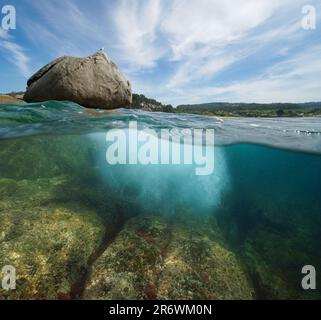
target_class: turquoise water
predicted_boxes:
[0,101,320,300]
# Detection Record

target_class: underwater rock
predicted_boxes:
[83,213,254,300]
[156,215,254,300]
[241,221,321,300]
[217,190,321,300]
[83,215,171,300]
[0,177,105,300]
[0,133,154,299]
[24,50,132,109]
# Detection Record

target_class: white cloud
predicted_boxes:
[111,0,164,69]
[162,45,321,105]
[112,0,285,72]
[161,0,299,89]
[166,52,238,89]
[22,19,84,58]
[162,0,282,59]
[0,40,31,77]
[0,13,31,77]
[111,0,316,98]
[22,0,109,58]
[0,28,9,39]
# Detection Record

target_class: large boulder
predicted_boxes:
[24,50,132,109]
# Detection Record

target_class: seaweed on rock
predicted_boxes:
[84,212,254,300]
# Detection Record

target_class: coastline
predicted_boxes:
[0,95,25,103]
[2,93,321,117]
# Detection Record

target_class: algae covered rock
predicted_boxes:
[0,131,155,300]
[241,223,321,300]
[83,213,254,300]
[0,135,113,299]
[83,215,171,300]
[157,218,254,300]
[217,190,321,300]
[24,50,132,109]
[0,177,105,300]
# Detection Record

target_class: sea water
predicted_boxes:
[0,101,320,300]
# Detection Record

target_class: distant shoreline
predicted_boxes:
[1,92,321,117]
[0,95,24,103]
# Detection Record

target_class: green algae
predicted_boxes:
[83,215,171,300]
[156,213,254,300]
[84,212,254,300]
[0,135,111,299]
[0,176,105,299]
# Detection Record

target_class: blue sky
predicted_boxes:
[0,0,321,106]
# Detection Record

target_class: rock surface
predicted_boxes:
[83,213,254,300]
[217,188,321,300]
[0,135,114,299]
[0,176,105,300]
[24,50,132,109]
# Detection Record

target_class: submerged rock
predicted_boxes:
[83,215,170,300]
[240,209,321,300]
[24,50,132,109]
[156,216,254,300]
[217,190,321,300]
[0,135,121,300]
[83,213,254,300]
[0,177,105,300]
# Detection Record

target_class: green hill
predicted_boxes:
[132,94,173,112]
[176,102,321,117]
